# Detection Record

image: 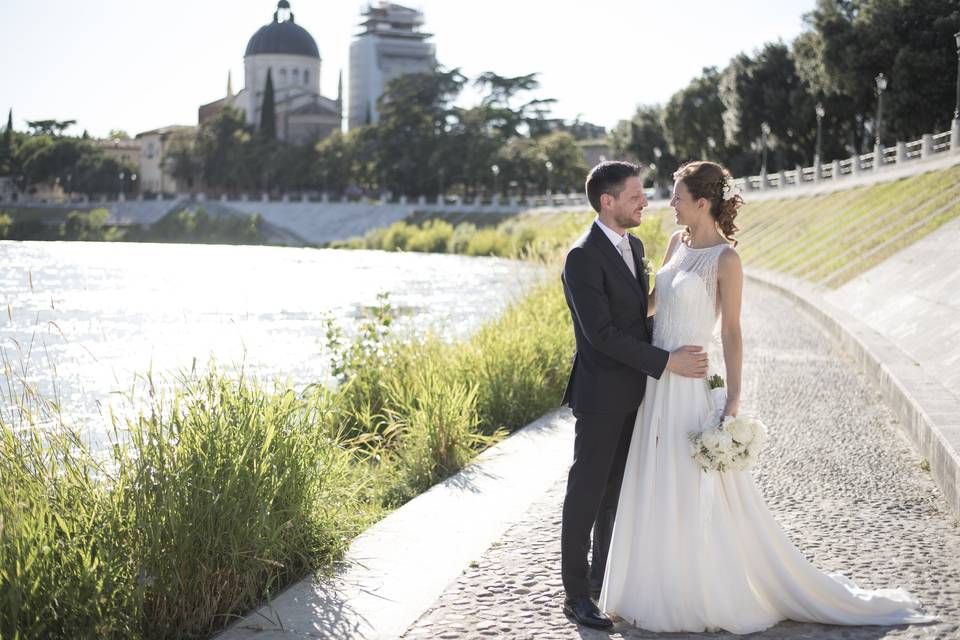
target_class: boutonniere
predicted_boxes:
[641,257,654,278]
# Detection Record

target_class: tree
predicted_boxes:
[793,0,960,146]
[663,68,732,167]
[474,71,556,139]
[0,109,13,176]
[26,119,76,136]
[720,42,818,174]
[611,105,678,190]
[164,135,202,193]
[259,68,277,140]
[375,67,467,197]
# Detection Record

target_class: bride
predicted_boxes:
[598,160,935,634]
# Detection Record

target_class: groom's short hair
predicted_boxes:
[586,161,642,213]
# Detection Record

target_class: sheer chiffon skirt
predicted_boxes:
[598,371,934,635]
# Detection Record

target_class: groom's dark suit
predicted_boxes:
[560,221,669,599]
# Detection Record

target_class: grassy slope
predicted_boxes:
[643,163,960,288]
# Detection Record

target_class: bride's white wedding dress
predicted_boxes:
[598,241,934,634]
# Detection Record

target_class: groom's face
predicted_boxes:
[607,176,647,229]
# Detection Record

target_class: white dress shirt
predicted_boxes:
[594,217,627,249]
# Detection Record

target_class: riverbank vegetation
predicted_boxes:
[0,258,588,638]
[0,206,265,244]
[330,208,671,263]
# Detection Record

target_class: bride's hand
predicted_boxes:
[722,399,739,418]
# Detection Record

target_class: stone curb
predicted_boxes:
[746,268,960,518]
[214,408,575,640]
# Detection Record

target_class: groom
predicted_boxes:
[560,161,709,629]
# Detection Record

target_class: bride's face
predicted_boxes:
[670,179,704,227]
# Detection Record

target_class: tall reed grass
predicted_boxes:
[1,283,575,639]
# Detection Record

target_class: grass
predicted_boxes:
[642,163,960,288]
[329,207,671,268]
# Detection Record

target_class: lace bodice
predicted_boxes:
[652,241,730,352]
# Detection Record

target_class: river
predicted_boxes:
[0,241,547,444]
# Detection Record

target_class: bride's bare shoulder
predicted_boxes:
[718,245,742,278]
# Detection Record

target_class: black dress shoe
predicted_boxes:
[563,595,613,630]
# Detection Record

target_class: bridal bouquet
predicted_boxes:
[689,375,768,472]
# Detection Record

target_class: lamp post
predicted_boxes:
[544,160,553,195]
[760,122,771,177]
[954,31,960,121]
[874,73,887,148]
[131,173,137,198]
[118,171,125,200]
[491,163,500,200]
[814,102,825,167]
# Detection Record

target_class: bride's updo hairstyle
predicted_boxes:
[673,161,744,246]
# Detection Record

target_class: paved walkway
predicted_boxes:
[401,284,960,639]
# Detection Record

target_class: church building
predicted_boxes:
[199,1,342,145]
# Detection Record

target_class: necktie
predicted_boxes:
[618,236,637,278]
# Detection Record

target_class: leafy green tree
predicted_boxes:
[536,131,588,193]
[26,119,76,136]
[375,67,467,197]
[663,68,732,166]
[165,134,202,193]
[474,72,556,139]
[611,105,678,190]
[793,0,960,147]
[720,42,818,174]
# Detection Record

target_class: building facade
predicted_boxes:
[135,126,196,194]
[348,3,436,130]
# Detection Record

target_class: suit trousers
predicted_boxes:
[560,408,637,599]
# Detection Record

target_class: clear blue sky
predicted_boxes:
[0,0,816,139]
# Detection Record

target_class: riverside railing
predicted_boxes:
[734,121,960,193]
[7,123,958,210]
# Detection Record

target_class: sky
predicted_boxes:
[0,0,816,139]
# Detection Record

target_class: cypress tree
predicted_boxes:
[260,69,276,140]
[0,109,12,176]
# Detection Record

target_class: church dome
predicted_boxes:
[245,1,320,59]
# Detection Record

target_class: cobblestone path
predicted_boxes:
[401,284,960,640]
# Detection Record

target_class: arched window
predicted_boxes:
[293,68,300,83]
[303,69,310,85]
[280,68,287,83]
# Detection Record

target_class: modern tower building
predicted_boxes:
[348,3,436,130]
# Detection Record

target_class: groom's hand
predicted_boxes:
[666,345,709,378]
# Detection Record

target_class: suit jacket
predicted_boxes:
[560,222,669,415]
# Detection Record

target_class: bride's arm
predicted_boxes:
[717,248,743,417]
[648,230,683,318]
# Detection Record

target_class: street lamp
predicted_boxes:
[544,160,554,195]
[954,31,960,121]
[119,171,125,199]
[814,102,825,167]
[491,163,500,198]
[760,122,771,176]
[875,73,888,149]
[131,173,137,198]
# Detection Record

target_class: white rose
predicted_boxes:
[715,430,734,453]
[726,418,754,444]
[701,429,723,452]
